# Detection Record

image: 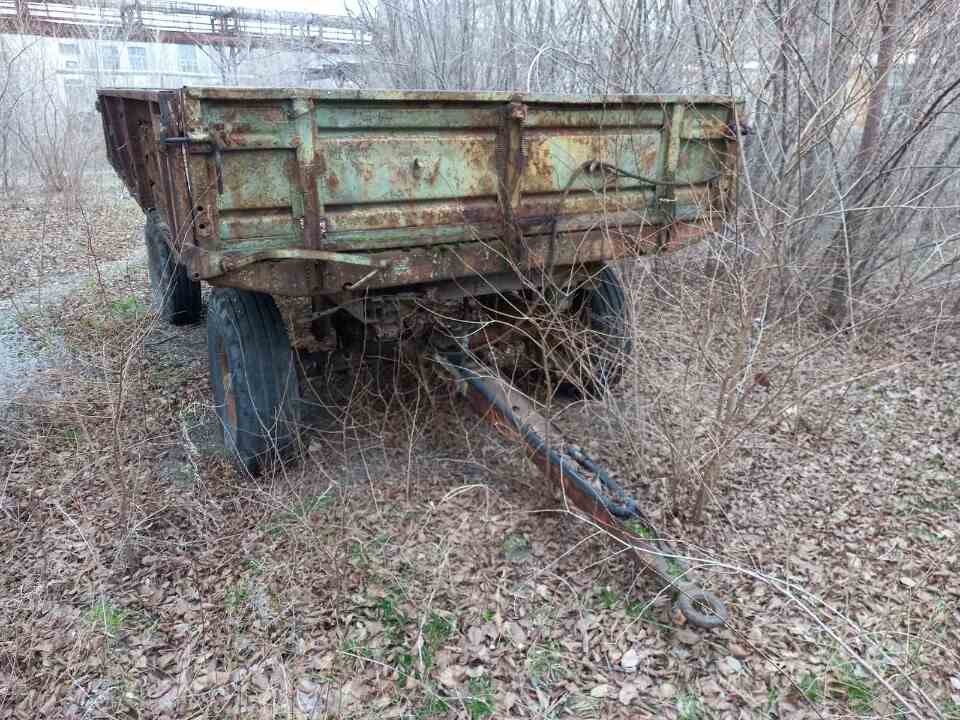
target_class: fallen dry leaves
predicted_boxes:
[0,189,958,719]
[0,183,142,300]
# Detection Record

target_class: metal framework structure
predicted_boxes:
[0,0,363,49]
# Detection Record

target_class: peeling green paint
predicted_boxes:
[99,87,743,295]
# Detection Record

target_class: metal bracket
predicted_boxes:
[291,97,325,249]
[180,244,388,281]
[497,98,528,266]
[160,133,224,194]
[655,104,686,249]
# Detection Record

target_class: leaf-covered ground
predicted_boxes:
[0,182,142,300]
[0,193,958,719]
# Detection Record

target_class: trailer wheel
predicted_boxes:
[145,209,201,325]
[556,267,632,397]
[207,288,301,476]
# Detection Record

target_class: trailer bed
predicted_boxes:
[97,87,742,297]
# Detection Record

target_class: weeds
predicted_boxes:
[562,692,602,718]
[623,519,654,539]
[339,636,374,671]
[665,559,685,580]
[108,294,147,319]
[677,693,704,720]
[625,600,652,620]
[419,612,455,672]
[833,661,875,715]
[416,695,450,718]
[242,557,264,575]
[264,492,332,537]
[501,533,529,561]
[798,672,823,703]
[224,581,250,612]
[764,687,780,717]
[287,493,333,520]
[526,641,567,688]
[84,599,125,638]
[464,676,495,720]
[377,593,410,640]
[349,533,392,567]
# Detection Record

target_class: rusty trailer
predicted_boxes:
[98,87,741,295]
[98,86,743,628]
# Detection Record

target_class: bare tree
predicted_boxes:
[354,0,960,321]
[0,35,29,191]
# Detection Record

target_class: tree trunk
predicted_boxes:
[824,0,901,325]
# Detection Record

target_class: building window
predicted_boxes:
[99,46,120,71]
[128,46,147,71]
[60,42,80,69]
[177,45,198,73]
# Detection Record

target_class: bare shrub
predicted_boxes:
[15,88,97,194]
[0,33,99,194]
[355,0,960,324]
[0,33,32,192]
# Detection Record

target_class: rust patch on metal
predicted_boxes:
[460,203,502,226]
[210,259,323,296]
[427,160,441,185]
[464,137,497,173]
[322,230,623,292]
[98,88,740,297]
[217,342,238,433]
[212,121,259,147]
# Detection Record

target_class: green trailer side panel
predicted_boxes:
[176,91,739,254]
[98,87,743,293]
[320,132,499,204]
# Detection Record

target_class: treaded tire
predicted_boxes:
[145,209,201,325]
[568,266,632,396]
[207,288,301,476]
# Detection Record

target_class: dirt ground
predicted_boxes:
[0,181,143,301]
[0,190,958,719]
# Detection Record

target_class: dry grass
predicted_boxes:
[1,193,959,719]
[0,178,142,301]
